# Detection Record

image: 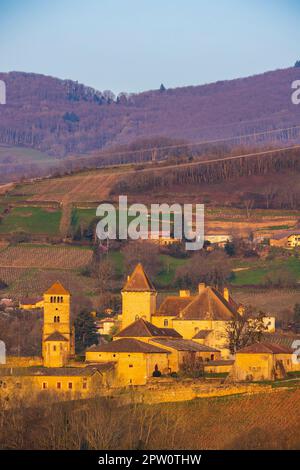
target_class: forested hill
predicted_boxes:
[0,67,300,158]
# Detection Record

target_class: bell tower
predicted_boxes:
[42,281,74,363]
[121,263,157,328]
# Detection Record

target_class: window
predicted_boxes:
[82,382,87,389]
[53,345,56,352]
[210,354,215,361]
[61,297,64,303]
[57,316,60,323]
[68,382,73,390]
[16,382,22,389]
[50,296,53,303]
[129,364,133,368]
[164,319,169,327]
[42,382,48,390]
[57,382,61,389]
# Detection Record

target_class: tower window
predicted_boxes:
[50,296,53,303]
[61,296,63,303]
[57,316,60,323]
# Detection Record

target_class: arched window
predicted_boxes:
[57,316,60,323]
[54,316,57,323]
[50,296,53,303]
[61,296,63,303]
[164,319,169,327]
[53,345,56,351]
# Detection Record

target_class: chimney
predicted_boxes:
[223,287,229,302]
[179,290,190,298]
[198,283,206,294]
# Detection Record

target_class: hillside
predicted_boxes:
[0,67,300,177]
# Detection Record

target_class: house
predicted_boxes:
[86,338,170,386]
[233,342,294,381]
[205,235,233,247]
[269,230,300,248]
[19,296,44,310]
[115,318,220,371]
[95,318,117,336]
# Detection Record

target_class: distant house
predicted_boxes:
[205,235,233,247]
[233,342,294,381]
[269,230,300,248]
[95,318,117,336]
[19,297,44,310]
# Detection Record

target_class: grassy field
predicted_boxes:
[231,256,300,286]
[0,207,61,235]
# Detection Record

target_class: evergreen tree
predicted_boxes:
[159,83,166,92]
[295,60,300,68]
[74,310,98,353]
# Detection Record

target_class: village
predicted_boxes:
[1,255,300,406]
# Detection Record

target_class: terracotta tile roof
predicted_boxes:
[86,338,170,354]
[237,342,293,354]
[151,338,220,352]
[122,263,156,292]
[44,332,68,342]
[44,281,70,296]
[193,330,213,339]
[20,296,43,305]
[0,363,115,377]
[262,332,300,349]
[178,286,238,321]
[270,228,300,240]
[156,296,195,317]
[116,318,181,338]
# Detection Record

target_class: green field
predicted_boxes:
[0,207,61,235]
[231,256,300,286]
[0,144,57,166]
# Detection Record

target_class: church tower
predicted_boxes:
[121,263,157,328]
[42,281,74,367]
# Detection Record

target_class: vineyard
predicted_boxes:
[10,171,119,204]
[0,245,92,269]
[1,268,96,299]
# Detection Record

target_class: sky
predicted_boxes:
[0,0,300,94]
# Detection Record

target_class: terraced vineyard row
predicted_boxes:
[0,245,92,269]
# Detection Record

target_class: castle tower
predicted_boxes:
[42,281,74,366]
[121,263,157,328]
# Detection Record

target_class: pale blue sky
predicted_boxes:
[0,0,300,93]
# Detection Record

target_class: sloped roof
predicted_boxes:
[44,281,70,296]
[156,295,195,317]
[86,338,169,354]
[270,229,300,240]
[193,330,213,339]
[44,331,68,342]
[151,338,220,352]
[0,363,115,377]
[20,296,43,305]
[237,342,293,354]
[262,332,300,349]
[122,263,156,292]
[178,286,238,321]
[116,318,181,338]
